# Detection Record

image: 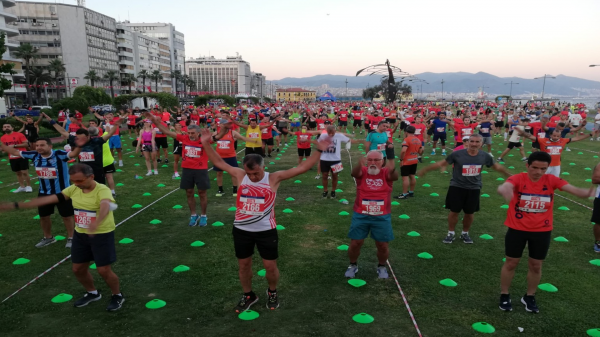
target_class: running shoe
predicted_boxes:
[284,143,288,147]
[408,192,414,198]
[106,294,125,311]
[216,191,224,197]
[497,157,504,162]
[146,171,153,176]
[315,174,321,179]
[157,158,162,163]
[441,150,446,156]
[153,170,158,175]
[266,290,279,310]
[345,264,358,278]
[199,216,208,227]
[395,193,409,199]
[430,150,436,155]
[330,191,336,199]
[35,237,56,248]
[521,157,528,162]
[12,187,25,193]
[118,160,123,167]
[267,154,272,158]
[521,295,539,313]
[499,294,512,311]
[24,186,33,193]
[460,233,474,244]
[65,238,73,248]
[276,148,280,152]
[442,233,455,244]
[172,174,180,179]
[565,147,571,152]
[594,241,600,253]
[234,293,258,313]
[328,176,331,180]
[377,266,389,279]
[74,292,102,308]
[165,159,169,164]
[418,157,422,163]
[322,191,328,198]
[188,215,199,227]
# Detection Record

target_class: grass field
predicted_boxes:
[1,124,600,337]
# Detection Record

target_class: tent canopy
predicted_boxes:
[317,91,337,101]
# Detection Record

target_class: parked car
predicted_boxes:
[32,105,52,110]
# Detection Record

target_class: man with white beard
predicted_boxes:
[344,150,399,279]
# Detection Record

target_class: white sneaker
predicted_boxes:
[597,137,600,141]
[118,160,123,167]
[146,171,153,176]
[315,174,321,179]
[172,173,180,179]
[24,186,33,193]
[154,170,159,175]
[12,187,25,193]
[565,147,571,152]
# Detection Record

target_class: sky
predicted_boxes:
[22,0,600,82]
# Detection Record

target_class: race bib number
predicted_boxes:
[36,167,57,179]
[331,163,343,173]
[462,128,473,136]
[299,135,309,142]
[154,128,162,135]
[436,127,445,132]
[480,128,489,133]
[261,128,269,134]
[318,124,325,130]
[249,132,259,139]
[79,151,95,162]
[69,132,77,136]
[361,199,384,215]
[415,129,422,135]
[377,143,386,151]
[217,140,230,150]
[74,209,96,229]
[25,130,29,136]
[547,146,562,155]
[462,164,482,176]
[385,131,392,138]
[185,146,202,158]
[538,132,546,139]
[517,194,551,213]
[238,195,265,216]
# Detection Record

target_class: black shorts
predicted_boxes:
[308,122,317,129]
[532,141,540,149]
[127,125,136,130]
[445,186,480,214]
[433,134,446,145]
[71,230,117,267]
[385,146,395,160]
[504,228,552,260]
[103,163,116,174]
[591,198,600,224]
[507,142,522,149]
[9,158,29,172]
[280,127,289,135]
[427,127,434,136]
[155,137,168,149]
[339,121,348,127]
[495,121,504,128]
[232,227,278,260]
[262,138,274,146]
[213,156,238,172]
[353,120,362,127]
[401,164,417,176]
[245,147,264,157]
[173,144,182,155]
[298,148,311,157]
[38,193,74,218]
[180,168,210,190]
[320,160,341,174]
[93,169,106,185]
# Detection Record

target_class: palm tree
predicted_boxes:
[84,70,100,87]
[170,69,182,96]
[29,67,52,104]
[185,78,196,96]
[14,43,39,106]
[47,59,66,100]
[121,73,136,94]
[150,70,163,93]
[137,70,149,93]
[103,70,119,98]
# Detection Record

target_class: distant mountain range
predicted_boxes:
[272,72,600,97]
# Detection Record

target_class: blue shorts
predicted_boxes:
[271,130,280,137]
[213,156,239,172]
[291,122,301,127]
[348,212,394,242]
[108,135,122,149]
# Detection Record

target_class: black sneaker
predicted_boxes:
[266,290,279,310]
[499,294,513,311]
[395,194,409,199]
[322,191,328,198]
[442,233,455,244]
[418,157,422,163]
[276,148,280,152]
[164,159,169,164]
[460,233,474,244]
[234,293,258,313]
[267,154,272,158]
[74,292,102,308]
[157,158,162,163]
[106,294,125,311]
[408,192,414,198]
[521,295,539,313]
[330,191,336,199]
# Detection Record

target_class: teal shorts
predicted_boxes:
[348,212,394,242]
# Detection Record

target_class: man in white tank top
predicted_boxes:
[200,128,330,313]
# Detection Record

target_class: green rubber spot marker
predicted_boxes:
[238,310,259,321]
[228,207,237,211]
[554,236,568,242]
[479,234,494,240]
[269,162,275,165]
[586,328,600,337]
[338,181,343,184]
[161,164,168,168]
[285,197,295,201]
[430,193,439,197]
[417,252,433,259]
[316,185,324,189]
[33,215,40,220]
[194,194,199,197]
[578,152,584,155]
[51,293,73,303]
[90,263,97,269]
[335,189,343,193]
[569,163,576,166]
[276,225,285,230]
[527,151,532,154]
[337,245,349,251]
[212,221,224,227]
[430,161,436,163]
[116,169,123,172]
[282,208,293,213]
[339,199,348,203]
[35,181,39,185]
[173,265,190,273]
[157,184,165,187]
[481,194,490,198]
[439,278,457,287]
[237,161,241,164]
[595,156,599,159]
[500,205,509,209]
[502,258,506,262]
[361,152,366,154]
[149,219,161,225]
[391,201,400,205]
[399,214,410,219]
[538,283,558,292]
[423,156,429,159]
[277,154,281,157]
[116,183,124,187]
[213,178,217,181]
[54,235,65,241]
[190,241,205,247]
[352,313,374,324]
[481,170,488,174]
[508,166,515,169]
[275,157,280,160]
[497,151,502,154]
[172,205,183,209]
[129,155,135,158]
[0,159,5,161]
[119,238,134,244]
[348,279,367,288]
[407,231,420,237]
[562,172,570,176]
[294,180,301,183]
[131,204,142,209]
[143,192,151,196]
[585,167,592,171]
[257,269,266,277]
[558,206,570,211]
[586,179,593,182]
[146,299,166,309]
[134,163,140,167]
[339,211,350,216]
[174,177,181,180]
[422,184,430,187]
[590,259,600,266]
[13,258,30,265]
[264,167,268,170]
[472,322,495,334]
[496,177,505,181]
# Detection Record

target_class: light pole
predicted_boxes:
[44,82,49,106]
[534,74,556,100]
[589,65,600,67]
[441,79,445,101]
[345,78,348,98]
[504,81,519,98]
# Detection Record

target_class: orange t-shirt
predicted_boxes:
[1,132,28,159]
[401,135,422,166]
[537,137,570,167]
[215,130,237,158]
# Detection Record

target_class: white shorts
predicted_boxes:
[546,165,560,177]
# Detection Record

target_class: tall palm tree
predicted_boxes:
[14,43,39,106]
[150,70,163,93]
[137,69,149,93]
[29,67,52,104]
[47,59,66,100]
[170,69,181,96]
[121,73,136,94]
[180,74,190,96]
[185,78,196,96]
[103,70,119,98]
[84,70,100,87]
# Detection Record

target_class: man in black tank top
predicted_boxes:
[11,113,42,147]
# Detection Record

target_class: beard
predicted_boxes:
[367,166,380,175]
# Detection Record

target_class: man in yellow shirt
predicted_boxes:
[1,164,123,311]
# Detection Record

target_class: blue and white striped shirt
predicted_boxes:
[20,150,71,195]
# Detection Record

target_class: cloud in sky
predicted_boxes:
[21,0,600,82]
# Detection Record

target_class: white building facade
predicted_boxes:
[0,0,26,109]
[186,55,263,95]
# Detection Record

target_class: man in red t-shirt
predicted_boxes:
[337,109,349,132]
[146,113,210,227]
[293,125,322,166]
[352,109,363,134]
[344,151,399,279]
[1,124,32,192]
[496,151,593,313]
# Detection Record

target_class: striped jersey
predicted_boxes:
[20,150,71,195]
[234,172,277,232]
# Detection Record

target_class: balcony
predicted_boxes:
[0,24,19,37]
[0,11,18,23]
[2,0,16,8]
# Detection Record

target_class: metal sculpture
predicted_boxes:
[356,59,410,104]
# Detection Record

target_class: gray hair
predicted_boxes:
[469,134,483,140]
[366,150,384,159]
[69,163,94,177]
[88,126,99,136]
[326,125,336,133]
[187,124,201,132]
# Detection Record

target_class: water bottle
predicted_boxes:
[134,175,143,180]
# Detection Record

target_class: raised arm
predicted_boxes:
[42,113,70,138]
[560,183,595,198]
[34,114,44,126]
[351,156,367,179]
[232,130,254,143]
[515,127,536,141]
[416,159,448,178]
[270,139,329,185]
[199,129,245,182]
[385,156,399,181]
[143,112,177,138]
[0,194,66,212]
[10,112,26,124]
[570,132,593,143]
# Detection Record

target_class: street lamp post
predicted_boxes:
[44,82,49,106]
[504,81,519,98]
[441,79,445,101]
[534,74,556,100]
[589,65,600,67]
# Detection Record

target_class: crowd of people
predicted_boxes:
[1,99,599,314]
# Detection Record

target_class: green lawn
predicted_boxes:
[1,128,599,337]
